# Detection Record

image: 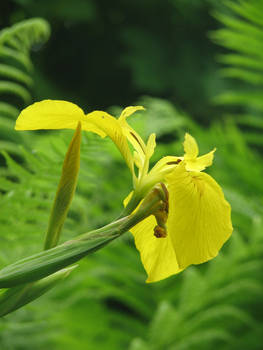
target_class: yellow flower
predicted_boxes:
[15,99,233,283]
[15,100,143,178]
[131,161,232,282]
[183,133,216,171]
[118,119,232,283]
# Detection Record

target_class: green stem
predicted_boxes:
[118,191,141,219]
[0,186,164,288]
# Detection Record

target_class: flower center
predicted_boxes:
[153,183,169,239]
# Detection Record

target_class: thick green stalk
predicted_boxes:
[0,185,164,289]
[0,126,82,316]
[0,266,77,317]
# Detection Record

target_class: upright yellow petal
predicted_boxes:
[15,100,102,136]
[133,151,144,170]
[119,106,146,163]
[86,110,134,173]
[149,156,182,176]
[166,162,233,269]
[183,133,199,159]
[119,106,145,121]
[130,215,182,283]
[140,133,156,179]
[145,133,156,160]
[123,190,134,207]
[186,148,216,172]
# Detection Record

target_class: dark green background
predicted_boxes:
[0,0,230,122]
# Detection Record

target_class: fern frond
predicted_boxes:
[1,97,263,350]
[211,0,263,144]
[0,18,50,156]
[0,81,31,104]
[0,102,19,119]
[0,46,33,71]
[0,18,51,53]
[0,64,33,86]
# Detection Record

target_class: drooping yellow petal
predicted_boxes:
[86,110,134,173]
[130,215,182,283]
[166,162,233,269]
[15,100,134,173]
[183,133,199,159]
[119,106,145,121]
[185,148,216,172]
[15,100,103,136]
[124,190,181,282]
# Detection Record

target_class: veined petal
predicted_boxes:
[15,100,103,136]
[86,110,134,173]
[140,133,156,179]
[185,148,216,172]
[119,106,145,121]
[149,156,182,176]
[134,151,143,170]
[119,106,146,162]
[183,133,199,159]
[130,215,181,283]
[166,162,233,269]
[123,127,146,165]
[146,133,156,160]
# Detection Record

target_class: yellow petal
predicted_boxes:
[119,106,146,163]
[15,100,102,136]
[139,133,156,179]
[149,156,182,176]
[86,110,134,173]
[123,190,134,207]
[119,106,145,121]
[166,162,233,269]
[123,127,146,166]
[183,133,199,159]
[130,215,182,283]
[145,133,156,160]
[185,148,216,172]
[133,151,143,170]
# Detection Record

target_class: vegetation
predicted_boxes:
[0,1,263,349]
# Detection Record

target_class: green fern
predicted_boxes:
[2,96,263,350]
[0,18,50,158]
[211,0,263,145]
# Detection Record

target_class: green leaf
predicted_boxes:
[0,102,19,119]
[0,233,119,288]
[0,81,31,104]
[0,265,77,317]
[44,123,82,250]
[0,64,33,87]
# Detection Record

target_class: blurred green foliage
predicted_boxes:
[0,0,263,349]
[1,0,233,122]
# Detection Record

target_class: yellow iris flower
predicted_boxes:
[15,100,233,283]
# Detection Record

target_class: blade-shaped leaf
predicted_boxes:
[0,266,77,317]
[0,233,119,288]
[44,122,81,250]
